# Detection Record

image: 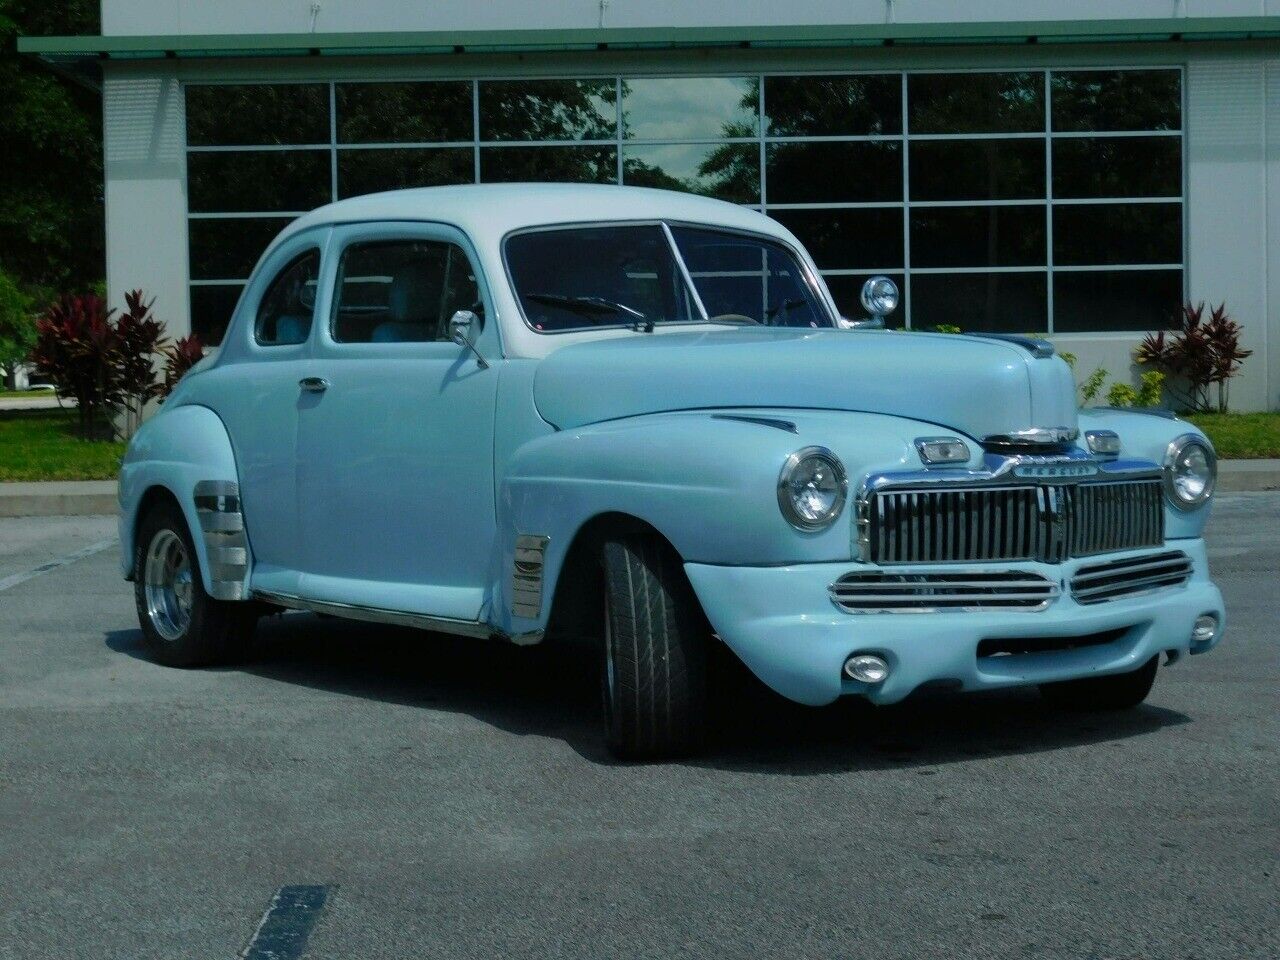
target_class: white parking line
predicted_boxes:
[0,538,118,594]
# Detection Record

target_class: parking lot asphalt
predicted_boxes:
[1,497,1277,960]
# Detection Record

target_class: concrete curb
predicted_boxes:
[1,462,1277,518]
[1217,459,1280,493]
[0,481,118,517]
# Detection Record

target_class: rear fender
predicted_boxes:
[118,404,250,600]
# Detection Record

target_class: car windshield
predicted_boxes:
[505,223,833,333]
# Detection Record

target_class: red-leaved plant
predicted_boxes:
[31,293,121,440]
[161,334,205,397]
[1136,302,1252,413]
[115,290,169,435]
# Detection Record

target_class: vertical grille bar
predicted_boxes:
[865,478,1163,564]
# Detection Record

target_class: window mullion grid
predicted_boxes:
[616,76,624,185]
[758,75,767,211]
[1044,69,1054,335]
[900,71,911,329]
[1180,65,1188,307]
[472,79,481,184]
[329,82,338,203]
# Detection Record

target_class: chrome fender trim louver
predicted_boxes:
[1070,550,1193,605]
[193,479,248,601]
[511,534,550,619]
[829,569,1060,614]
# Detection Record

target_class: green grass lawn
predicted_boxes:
[0,388,56,398]
[0,404,1276,485]
[1186,412,1280,460]
[0,407,125,481]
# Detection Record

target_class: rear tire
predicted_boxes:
[600,533,707,759]
[1039,655,1158,710]
[133,499,256,668]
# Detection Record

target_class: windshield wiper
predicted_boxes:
[525,293,653,331]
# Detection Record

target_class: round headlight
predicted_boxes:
[1163,434,1216,510]
[778,447,848,530]
[859,276,899,318]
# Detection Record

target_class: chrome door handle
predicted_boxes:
[299,377,329,393]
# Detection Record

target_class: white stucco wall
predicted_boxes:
[102,64,190,340]
[1185,56,1280,411]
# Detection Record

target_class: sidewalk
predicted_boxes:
[0,395,65,411]
[1,463,1276,517]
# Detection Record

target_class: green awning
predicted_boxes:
[18,16,1280,64]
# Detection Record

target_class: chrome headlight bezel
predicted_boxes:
[1163,433,1217,511]
[777,446,848,531]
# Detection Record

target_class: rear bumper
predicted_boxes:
[685,539,1224,707]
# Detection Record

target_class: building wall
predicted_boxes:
[99,1,1280,38]
[1186,56,1279,412]
[102,65,189,349]
[100,40,1280,410]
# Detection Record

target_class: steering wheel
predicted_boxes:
[707,313,760,325]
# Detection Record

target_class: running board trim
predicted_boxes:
[252,590,544,646]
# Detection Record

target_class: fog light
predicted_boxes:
[1191,614,1218,645]
[844,653,890,684]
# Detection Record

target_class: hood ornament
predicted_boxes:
[981,427,1079,453]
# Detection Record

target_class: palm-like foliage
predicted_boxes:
[162,335,205,397]
[114,289,168,435]
[1137,302,1252,413]
[30,293,119,438]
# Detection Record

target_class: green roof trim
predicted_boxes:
[17,16,1280,61]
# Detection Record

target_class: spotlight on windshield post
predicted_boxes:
[837,276,899,330]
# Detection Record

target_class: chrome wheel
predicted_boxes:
[143,529,194,642]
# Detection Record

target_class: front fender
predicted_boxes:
[118,403,250,599]
[490,409,948,637]
[1077,408,1214,539]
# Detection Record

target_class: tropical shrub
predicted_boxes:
[114,290,167,434]
[31,292,119,439]
[161,334,205,397]
[1136,302,1251,413]
[1079,367,1109,406]
[1058,351,1110,406]
[1104,372,1163,409]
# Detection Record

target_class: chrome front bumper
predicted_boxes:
[685,539,1224,707]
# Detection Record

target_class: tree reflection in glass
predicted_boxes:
[479,79,616,141]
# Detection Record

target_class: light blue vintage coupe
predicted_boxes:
[120,184,1224,758]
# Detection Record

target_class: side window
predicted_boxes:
[255,249,320,346]
[331,239,480,344]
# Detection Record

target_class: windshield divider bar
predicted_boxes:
[661,222,709,322]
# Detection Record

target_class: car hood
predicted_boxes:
[532,327,1077,441]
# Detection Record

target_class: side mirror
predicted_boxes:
[448,309,489,369]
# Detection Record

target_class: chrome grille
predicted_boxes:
[829,570,1059,613]
[861,478,1164,565]
[1070,550,1192,604]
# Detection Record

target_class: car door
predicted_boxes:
[295,221,500,621]
[203,228,329,596]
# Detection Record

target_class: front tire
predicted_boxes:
[600,533,708,759]
[134,499,256,667]
[1039,655,1158,710]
